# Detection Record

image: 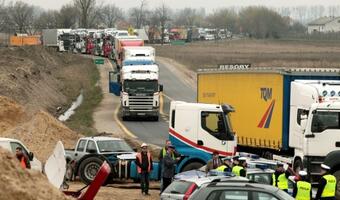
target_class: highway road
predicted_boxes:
[119,58,196,147]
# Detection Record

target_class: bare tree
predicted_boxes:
[0,1,11,32]
[73,0,96,28]
[8,1,35,33]
[154,3,171,44]
[34,10,58,30]
[130,0,147,29]
[99,4,123,28]
[207,9,237,32]
[57,4,78,28]
[174,8,201,27]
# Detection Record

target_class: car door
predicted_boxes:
[74,139,88,162]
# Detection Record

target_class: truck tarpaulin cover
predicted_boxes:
[198,73,284,150]
[121,40,143,47]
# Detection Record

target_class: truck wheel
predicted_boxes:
[333,170,340,199]
[79,157,104,185]
[293,159,303,173]
[182,162,204,172]
[153,116,159,121]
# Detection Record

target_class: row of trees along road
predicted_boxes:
[0,0,328,39]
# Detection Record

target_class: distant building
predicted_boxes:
[307,16,340,34]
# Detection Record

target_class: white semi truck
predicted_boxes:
[197,68,340,195]
[42,29,72,52]
[109,64,163,121]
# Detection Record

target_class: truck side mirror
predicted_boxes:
[28,152,34,161]
[159,84,163,92]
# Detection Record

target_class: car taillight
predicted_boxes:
[183,183,197,200]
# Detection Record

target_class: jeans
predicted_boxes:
[162,177,172,193]
[140,172,149,194]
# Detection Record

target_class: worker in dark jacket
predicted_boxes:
[293,170,312,200]
[270,162,291,192]
[232,157,246,177]
[158,140,181,192]
[136,143,153,195]
[161,145,180,193]
[315,164,337,200]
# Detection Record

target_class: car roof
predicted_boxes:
[0,137,20,142]
[81,136,123,142]
[207,181,280,193]
[246,168,275,174]
[181,176,249,186]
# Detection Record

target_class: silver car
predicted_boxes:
[161,176,249,200]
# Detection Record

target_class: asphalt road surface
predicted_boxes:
[119,59,196,147]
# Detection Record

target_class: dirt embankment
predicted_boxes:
[0,148,71,200]
[0,46,96,116]
[0,96,81,161]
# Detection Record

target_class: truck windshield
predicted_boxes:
[311,111,340,133]
[124,80,158,94]
[97,140,133,153]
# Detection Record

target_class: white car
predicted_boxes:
[0,137,42,171]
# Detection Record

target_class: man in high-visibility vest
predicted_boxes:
[15,147,30,169]
[136,143,153,195]
[216,157,232,173]
[271,162,290,192]
[315,164,337,200]
[232,157,246,177]
[293,170,312,200]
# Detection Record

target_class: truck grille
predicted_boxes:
[129,96,153,111]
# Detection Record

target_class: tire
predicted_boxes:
[333,170,340,199]
[293,159,303,173]
[182,162,204,172]
[79,157,104,185]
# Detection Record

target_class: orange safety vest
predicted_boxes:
[136,152,152,173]
[20,157,26,169]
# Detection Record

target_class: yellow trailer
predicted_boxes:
[198,70,284,150]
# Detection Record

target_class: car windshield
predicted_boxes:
[97,140,133,153]
[123,80,158,94]
[163,180,194,195]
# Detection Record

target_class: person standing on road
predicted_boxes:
[158,140,180,192]
[161,145,180,193]
[205,151,222,174]
[315,164,337,200]
[216,157,232,173]
[15,147,30,169]
[136,143,153,196]
[271,162,291,193]
[232,157,247,177]
[293,170,312,200]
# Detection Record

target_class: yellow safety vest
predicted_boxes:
[232,166,243,176]
[296,181,311,200]
[162,148,175,160]
[216,165,227,172]
[321,174,336,197]
[277,173,288,190]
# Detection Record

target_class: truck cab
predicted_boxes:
[109,64,163,121]
[0,137,42,171]
[169,101,237,172]
[290,80,340,184]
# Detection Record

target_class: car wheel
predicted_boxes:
[79,157,104,185]
[182,162,204,172]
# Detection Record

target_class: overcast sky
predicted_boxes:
[21,0,340,11]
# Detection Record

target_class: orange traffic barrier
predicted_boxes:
[10,35,41,46]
